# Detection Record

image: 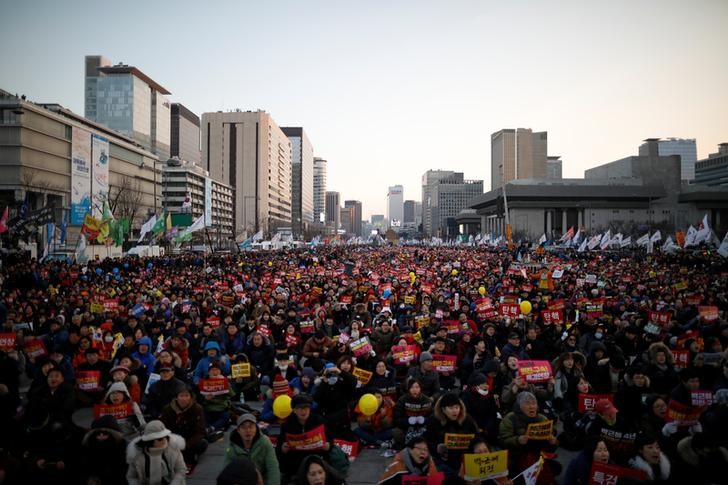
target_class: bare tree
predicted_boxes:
[108,175,144,235]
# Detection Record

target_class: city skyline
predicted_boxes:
[1,0,726,218]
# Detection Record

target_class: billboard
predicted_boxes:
[91,134,110,217]
[71,127,92,224]
[204,177,213,227]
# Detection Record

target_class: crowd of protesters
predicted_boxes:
[0,244,727,485]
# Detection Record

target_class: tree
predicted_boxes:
[108,175,143,240]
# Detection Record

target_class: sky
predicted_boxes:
[1,0,727,219]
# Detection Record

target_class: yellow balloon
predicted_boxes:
[268,261,273,267]
[409,272,416,278]
[358,393,379,416]
[520,300,532,315]
[273,395,292,419]
[478,286,486,296]
[451,269,458,276]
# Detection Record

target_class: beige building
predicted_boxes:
[491,128,547,190]
[201,110,292,237]
[0,90,160,247]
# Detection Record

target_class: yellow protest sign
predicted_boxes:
[404,295,416,305]
[444,433,475,450]
[352,367,373,385]
[231,363,251,378]
[526,420,553,440]
[463,450,509,481]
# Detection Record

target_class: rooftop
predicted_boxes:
[97,64,171,94]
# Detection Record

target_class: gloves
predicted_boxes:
[689,422,703,434]
[418,416,425,424]
[408,416,417,425]
[662,422,679,437]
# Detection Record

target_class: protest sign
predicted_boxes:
[541,309,563,325]
[0,333,15,351]
[517,360,552,383]
[333,439,359,460]
[285,424,327,451]
[392,345,418,365]
[231,363,251,378]
[648,311,671,326]
[444,433,475,450]
[578,393,614,413]
[352,367,373,385]
[76,370,101,391]
[666,400,701,425]
[525,420,553,440]
[199,378,230,396]
[300,321,315,334]
[499,303,520,318]
[93,401,133,420]
[431,354,457,373]
[24,339,47,359]
[463,450,509,481]
[588,461,648,485]
[699,306,719,323]
[691,390,713,408]
[401,472,444,485]
[672,349,690,368]
[350,337,373,357]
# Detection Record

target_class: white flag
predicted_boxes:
[650,230,662,244]
[252,230,264,241]
[270,232,281,243]
[620,235,632,248]
[578,238,588,252]
[188,214,206,233]
[636,233,650,247]
[138,215,157,242]
[663,236,680,253]
[588,234,601,250]
[600,230,612,250]
[695,214,710,245]
[520,457,544,485]
[684,225,698,247]
[75,233,87,261]
[610,233,623,246]
[572,229,582,246]
[538,233,547,245]
[718,231,728,258]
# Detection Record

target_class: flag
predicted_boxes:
[518,456,544,485]
[252,230,263,241]
[165,212,172,231]
[636,233,650,247]
[718,231,728,258]
[187,214,205,233]
[600,230,612,250]
[560,226,575,243]
[650,230,662,244]
[538,233,546,245]
[18,194,29,220]
[587,234,601,250]
[0,207,8,234]
[572,229,582,245]
[151,213,166,236]
[684,225,698,247]
[182,192,192,211]
[110,218,130,247]
[620,235,632,248]
[174,230,193,244]
[43,223,55,258]
[578,238,588,252]
[81,214,102,240]
[676,230,685,248]
[138,215,156,242]
[610,233,623,247]
[271,232,281,243]
[695,214,710,245]
[59,212,68,245]
[663,236,680,253]
[75,233,87,261]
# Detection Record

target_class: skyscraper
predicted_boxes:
[170,103,201,164]
[282,127,314,237]
[313,157,327,223]
[84,55,171,159]
[344,200,363,236]
[201,110,292,236]
[491,128,547,190]
[422,170,456,235]
[404,200,416,224]
[387,185,404,230]
[422,171,483,237]
[638,138,697,181]
[325,191,340,231]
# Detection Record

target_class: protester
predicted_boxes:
[126,420,186,485]
[379,436,439,485]
[224,413,280,485]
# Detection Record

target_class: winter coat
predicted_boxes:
[224,427,280,485]
[160,398,207,452]
[461,386,499,441]
[313,371,357,429]
[407,366,440,397]
[193,341,231,384]
[393,393,433,430]
[645,343,678,397]
[81,426,128,485]
[132,337,157,377]
[378,448,439,485]
[103,382,146,440]
[672,435,728,484]
[144,376,186,418]
[628,453,671,482]
[126,433,187,485]
[499,405,556,457]
[425,395,479,470]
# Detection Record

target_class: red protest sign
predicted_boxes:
[103,298,119,312]
[207,315,220,328]
[578,393,614,413]
[285,424,327,451]
[548,299,565,311]
[499,303,520,318]
[300,321,315,334]
[672,349,690,368]
[442,320,461,334]
[392,345,418,365]
[256,325,271,338]
[334,439,360,460]
[93,401,133,420]
[541,309,563,325]
[401,472,445,485]
[199,378,230,396]
[517,360,552,383]
[588,461,647,485]
[699,306,719,323]
[431,354,457,373]
[285,334,300,348]
[475,298,497,320]
[76,370,101,391]
[349,337,373,357]
[24,339,47,359]
[648,311,671,326]
[666,400,701,425]
[0,333,16,351]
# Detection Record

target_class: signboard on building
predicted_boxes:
[71,127,92,224]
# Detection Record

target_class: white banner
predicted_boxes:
[71,127,92,224]
[91,134,110,218]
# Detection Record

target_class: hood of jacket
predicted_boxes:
[82,426,124,447]
[104,381,132,402]
[203,340,221,356]
[433,395,467,425]
[126,433,186,463]
[137,336,153,349]
[648,342,674,365]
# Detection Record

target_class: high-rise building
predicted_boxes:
[201,110,292,236]
[370,214,386,232]
[387,185,404,230]
[282,127,314,237]
[340,206,355,235]
[491,128,547,190]
[404,200,416,223]
[313,157,327,223]
[422,171,483,237]
[638,138,697,181]
[325,191,340,231]
[546,156,563,179]
[84,55,171,159]
[170,103,201,165]
[344,200,363,236]
[695,143,728,187]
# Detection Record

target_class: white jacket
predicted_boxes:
[126,433,187,485]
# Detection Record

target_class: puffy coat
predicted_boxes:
[224,427,280,485]
[126,434,187,485]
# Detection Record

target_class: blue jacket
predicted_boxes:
[132,336,156,376]
[193,341,231,384]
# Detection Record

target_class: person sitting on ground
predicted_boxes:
[407,352,440,399]
[459,437,513,485]
[379,436,440,485]
[354,388,395,448]
[199,360,234,435]
[101,381,146,441]
[627,433,671,483]
[160,386,208,472]
[425,391,479,478]
[126,420,187,485]
[393,378,433,449]
[80,416,128,485]
[562,437,613,485]
[295,454,346,485]
[224,413,280,485]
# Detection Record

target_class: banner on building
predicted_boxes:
[71,127,92,224]
[91,134,109,218]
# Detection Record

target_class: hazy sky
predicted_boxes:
[2,0,726,218]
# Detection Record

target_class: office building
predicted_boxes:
[201,110,292,236]
[491,128,547,190]
[344,200,363,236]
[340,206,355,235]
[404,200,416,224]
[170,103,201,165]
[313,157,327,223]
[422,172,483,237]
[546,156,562,179]
[639,138,697,181]
[695,143,728,187]
[422,170,457,234]
[387,185,404,230]
[84,55,171,159]
[282,127,315,237]
[325,191,340,231]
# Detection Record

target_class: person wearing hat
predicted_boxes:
[584,398,638,465]
[74,347,111,405]
[80,415,127,485]
[102,381,146,441]
[126,420,187,485]
[313,361,357,439]
[224,413,280,485]
[160,386,208,471]
[407,351,440,398]
[645,342,679,398]
[461,372,499,441]
[276,393,334,479]
[260,372,293,423]
[144,364,186,419]
[425,391,479,477]
[217,457,264,485]
[500,332,529,361]
[200,360,234,435]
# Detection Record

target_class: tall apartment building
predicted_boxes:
[170,103,201,165]
[638,138,697,181]
[84,55,171,159]
[201,110,292,236]
[325,191,340,231]
[344,200,363,236]
[387,185,404,230]
[695,143,728,187]
[313,157,327,223]
[281,127,314,237]
[422,171,483,237]
[491,128,547,190]
[546,156,563,179]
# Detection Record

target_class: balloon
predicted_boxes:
[273,395,292,419]
[451,269,458,276]
[382,289,392,299]
[409,271,415,279]
[123,263,129,269]
[520,300,532,315]
[95,268,103,275]
[112,267,119,274]
[358,393,379,416]
[478,286,486,296]
[268,261,273,267]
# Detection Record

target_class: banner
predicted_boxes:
[463,450,509,481]
[401,472,444,485]
[541,309,563,325]
[76,370,101,391]
[578,393,614,413]
[499,303,520,318]
[350,336,373,357]
[444,433,475,450]
[199,378,230,396]
[333,439,359,460]
[517,360,552,383]
[392,345,418,365]
[352,367,373,385]
[91,134,109,218]
[431,354,457,373]
[71,127,92,224]
[526,420,553,440]
[93,401,133,420]
[231,363,251,378]
[285,424,327,451]
[588,461,648,485]
[648,311,671,326]
[698,306,719,323]
[666,400,701,425]
[204,177,213,226]
[0,333,15,351]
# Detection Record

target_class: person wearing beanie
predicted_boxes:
[102,381,147,441]
[260,371,293,423]
[393,379,434,450]
[224,413,280,485]
[126,420,187,485]
[290,366,318,396]
[313,360,357,439]
[160,386,208,471]
[424,392,479,477]
[407,351,440,398]
[461,372,499,441]
[80,416,127,485]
